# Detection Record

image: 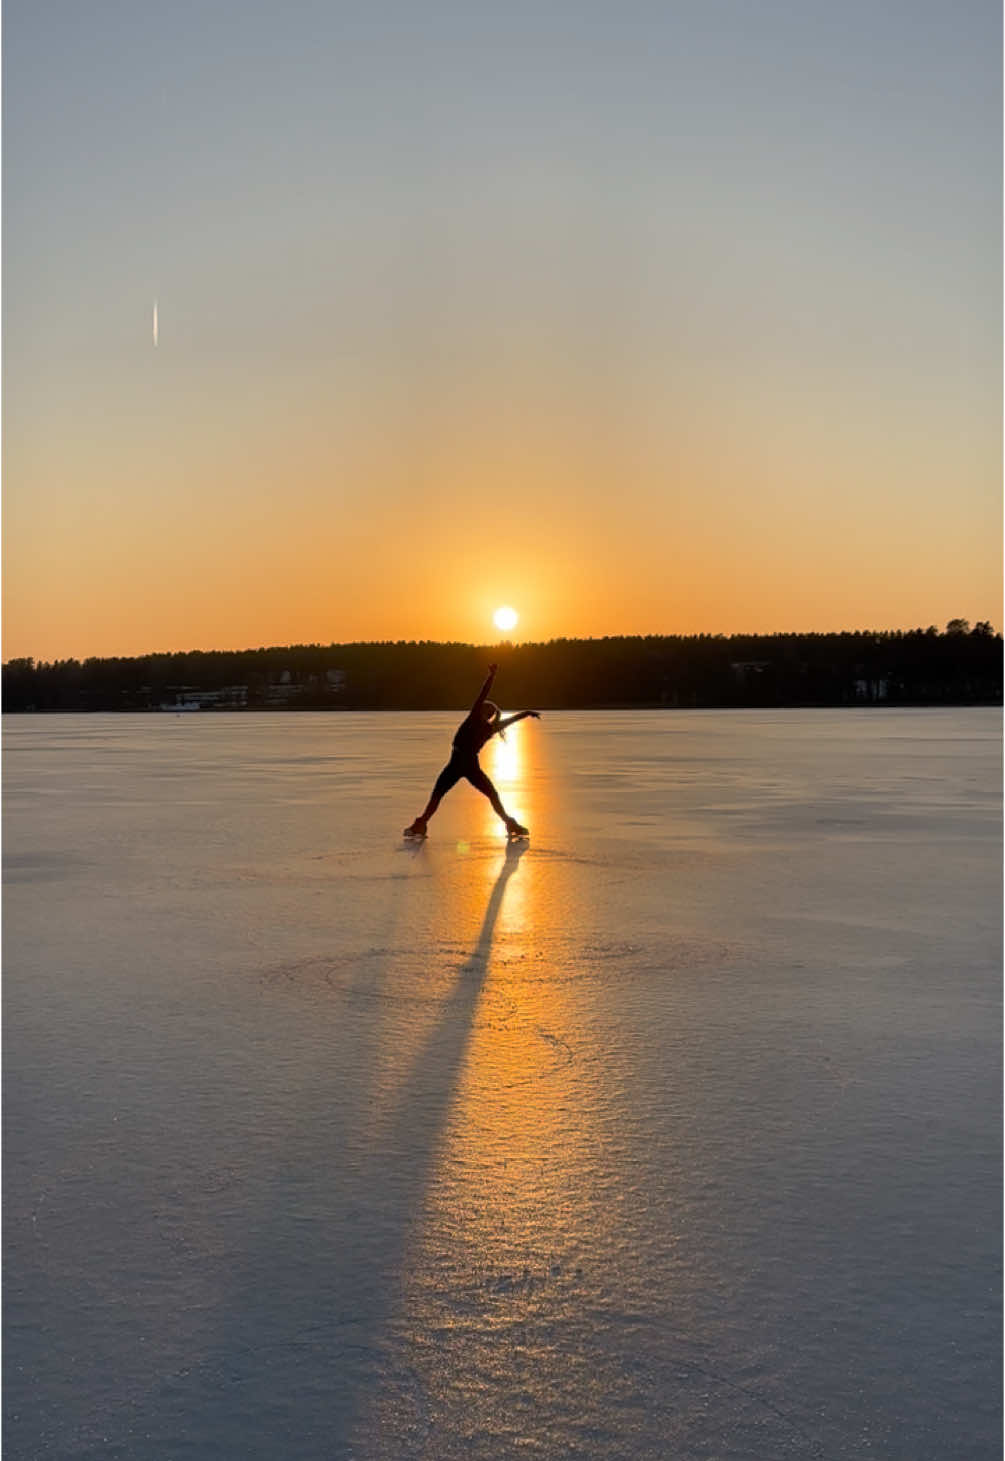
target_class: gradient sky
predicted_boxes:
[4,0,1001,660]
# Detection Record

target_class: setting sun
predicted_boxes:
[493,605,519,633]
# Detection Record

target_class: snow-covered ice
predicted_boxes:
[4,709,1001,1460]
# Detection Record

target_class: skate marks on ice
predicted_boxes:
[5,711,1000,1460]
[260,958,573,1093]
[154,841,533,1459]
[226,845,434,888]
[264,842,578,1093]
[268,854,829,1458]
[378,1318,840,1461]
[260,870,822,1458]
[2,849,91,885]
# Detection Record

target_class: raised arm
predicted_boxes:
[470,662,498,713]
[498,709,541,730]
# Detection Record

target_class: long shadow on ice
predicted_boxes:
[379,837,526,1164]
[337,837,529,1447]
[163,839,527,1460]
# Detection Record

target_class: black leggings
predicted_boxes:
[432,754,499,803]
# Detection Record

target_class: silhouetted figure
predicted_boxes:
[404,664,540,837]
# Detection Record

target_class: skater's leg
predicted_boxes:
[426,758,464,815]
[405,759,461,834]
[466,765,511,824]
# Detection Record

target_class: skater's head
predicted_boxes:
[480,699,503,736]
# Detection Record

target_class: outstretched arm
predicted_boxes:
[498,710,541,730]
[470,662,498,713]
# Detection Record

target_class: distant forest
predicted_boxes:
[3,622,1001,712]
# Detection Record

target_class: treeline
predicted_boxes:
[2,622,1001,713]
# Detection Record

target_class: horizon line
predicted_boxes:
[5,620,998,667]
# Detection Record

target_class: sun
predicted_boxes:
[493,605,519,633]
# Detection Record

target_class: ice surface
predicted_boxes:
[3,709,1001,1460]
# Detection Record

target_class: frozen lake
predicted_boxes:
[4,708,1001,1460]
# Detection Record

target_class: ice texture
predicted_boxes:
[4,709,1001,1459]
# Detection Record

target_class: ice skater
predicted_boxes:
[404,664,540,838]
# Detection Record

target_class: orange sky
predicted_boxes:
[4,2,1000,662]
[5,357,999,660]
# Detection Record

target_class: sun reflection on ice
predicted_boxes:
[487,729,521,786]
[372,833,610,1447]
[357,722,622,1452]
